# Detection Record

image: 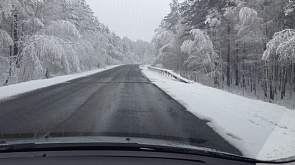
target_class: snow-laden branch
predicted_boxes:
[19,35,80,80]
[263,29,295,62]
[22,18,45,29]
[276,36,295,62]
[181,40,196,55]
[181,29,217,74]
[0,0,13,21]
[239,7,258,25]
[237,7,264,43]
[41,20,81,41]
[152,28,173,46]
[0,29,13,48]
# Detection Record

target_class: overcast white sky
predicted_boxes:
[85,0,172,42]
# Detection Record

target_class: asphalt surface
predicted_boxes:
[0,65,242,155]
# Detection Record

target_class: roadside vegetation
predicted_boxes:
[152,0,295,108]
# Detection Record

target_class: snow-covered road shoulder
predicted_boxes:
[141,65,295,161]
[0,65,120,100]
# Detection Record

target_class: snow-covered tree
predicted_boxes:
[263,29,295,63]
[0,0,13,23]
[18,35,80,81]
[0,29,14,85]
[41,20,81,41]
[152,28,173,48]
[0,0,155,85]
[238,7,264,43]
[0,29,13,48]
[181,29,217,75]
[21,17,45,35]
[151,0,295,102]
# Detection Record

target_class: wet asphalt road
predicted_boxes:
[0,65,241,155]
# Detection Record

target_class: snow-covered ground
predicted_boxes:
[0,65,120,100]
[140,65,295,161]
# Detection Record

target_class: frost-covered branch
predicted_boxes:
[237,7,264,44]
[263,29,295,62]
[41,20,81,41]
[18,35,80,80]
[0,0,13,21]
[181,29,217,75]
[0,29,13,47]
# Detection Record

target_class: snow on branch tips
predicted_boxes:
[263,29,295,63]
[181,29,217,74]
[0,29,13,48]
[23,18,45,29]
[238,7,264,43]
[152,28,173,46]
[42,20,81,41]
[276,36,295,62]
[19,35,80,80]
[0,0,13,21]
[181,40,196,55]
[239,7,258,25]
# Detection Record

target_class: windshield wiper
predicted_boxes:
[0,142,36,152]
[0,141,258,163]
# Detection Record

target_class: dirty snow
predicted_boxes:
[141,65,295,161]
[0,65,120,100]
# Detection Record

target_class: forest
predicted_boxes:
[2,0,295,108]
[152,0,295,108]
[0,0,154,86]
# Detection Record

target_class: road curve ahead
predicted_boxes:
[0,65,241,155]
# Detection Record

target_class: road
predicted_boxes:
[0,65,241,155]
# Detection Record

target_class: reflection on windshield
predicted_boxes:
[0,0,295,162]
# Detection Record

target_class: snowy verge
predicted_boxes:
[140,65,295,161]
[0,65,121,100]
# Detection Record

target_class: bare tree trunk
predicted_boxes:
[250,66,253,93]
[220,58,224,89]
[291,63,295,103]
[226,24,231,87]
[270,63,275,100]
[281,66,286,99]
[293,63,295,93]
[13,14,18,57]
[247,66,250,87]
[235,43,239,86]
[241,43,246,90]
[264,64,268,98]
[254,66,257,96]
[4,17,16,85]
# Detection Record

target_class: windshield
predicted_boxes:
[0,0,295,162]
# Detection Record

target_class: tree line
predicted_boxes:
[152,0,295,107]
[0,0,154,86]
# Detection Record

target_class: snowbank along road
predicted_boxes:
[0,65,241,155]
